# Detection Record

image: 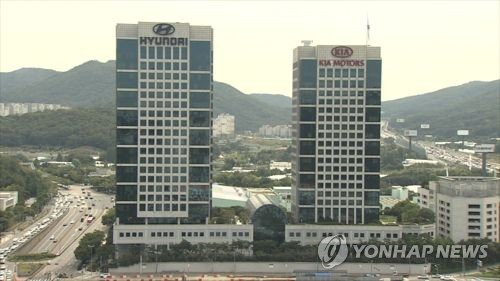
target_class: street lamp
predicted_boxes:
[88,245,94,276]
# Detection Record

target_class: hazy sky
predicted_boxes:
[0,0,498,101]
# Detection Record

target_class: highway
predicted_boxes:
[382,120,499,174]
[31,184,112,279]
[0,184,112,280]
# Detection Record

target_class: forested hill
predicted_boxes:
[382,80,499,140]
[0,60,291,131]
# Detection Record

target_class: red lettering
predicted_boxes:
[319,60,365,67]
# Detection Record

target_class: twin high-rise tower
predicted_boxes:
[116,22,213,226]
[291,45,382,224]
[114,22,381,246]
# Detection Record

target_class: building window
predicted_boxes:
[190,41,211,71]
[189,167,209,183]
[299,59,317,88]
[300,90,316,105]
[117,72,138,89]
[190,111,210,127]
[190,74,211,90]
[189,148,210,164]
[300,107,316,121]
[117,39,138,69]
[190,92,210,108]
[117,110,138,126]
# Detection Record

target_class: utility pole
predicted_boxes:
[139,253,143,275]
[462,256,465,277]
[88,245,94,276]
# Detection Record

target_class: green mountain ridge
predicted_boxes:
[0,68,59,94]
[1,60,498,140]
[249,93,292,109]
[0,60,290,131]
[382,80,499,140]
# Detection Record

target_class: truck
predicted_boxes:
[86,217,94,224]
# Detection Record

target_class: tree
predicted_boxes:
[101,208,116,226]
[418,208,435,223]
[74,230,105,262]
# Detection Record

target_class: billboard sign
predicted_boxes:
[396,118,405,123]
[404,130,418,137]
[457,130,469,136]
[474,144,495,153]
[420,124,430,129]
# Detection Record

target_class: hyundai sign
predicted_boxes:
[457,130,469,136]
[420,124,430,129]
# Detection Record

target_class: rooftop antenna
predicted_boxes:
[301,40,313,46]
[366,15,370,46]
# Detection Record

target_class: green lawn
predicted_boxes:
[472,266,500,278]
[16,263,44,277]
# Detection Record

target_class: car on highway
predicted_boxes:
[70,220,75,224]
[62,223,67,226]
[49,235,55,240]
[99,273,111,278]
[78,227,83,231]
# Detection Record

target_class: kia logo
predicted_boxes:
[153,23,175,36]
[331,46,353,58]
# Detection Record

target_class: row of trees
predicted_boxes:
[383,200,435,224]
[127,236,499,274]
[213,171,290,188]
[210,206,250,224]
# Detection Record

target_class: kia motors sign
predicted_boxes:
[421,124,430,129]
[457,130,469,136]
[331,46,353,58]
[474,144,495,153]
[404,130,418,137]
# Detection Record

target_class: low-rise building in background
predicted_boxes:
[258,124,291,138]
[0,191,18,211]
[0,102,70,116]
[213,113,235,138]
